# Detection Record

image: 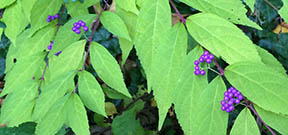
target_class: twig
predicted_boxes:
[262,0,279,11]
[213,59,224,76]
[169,0,186,24]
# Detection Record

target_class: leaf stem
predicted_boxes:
[169,0,186,24]
[213,59,224,76]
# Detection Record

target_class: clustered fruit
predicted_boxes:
[194,50,214,76]
[220,86,243,113]
[47,41,54,51]
[46,14,59,23]
[72,20,89,34]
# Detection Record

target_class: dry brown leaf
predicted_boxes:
[273,22,288,34]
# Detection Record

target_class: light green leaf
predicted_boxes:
[225,62,288,115]
[0,81,38,127]
[66,93,90,135]
[173,46,208,135]
[116,0,139,15]
[30,0,63,33]
[0,0,15,9]
[2,2,29,44]
[230,108,260,135]
[35,94,70,135]
[100,11,131,41]
[19,0,38,22]
[244,0,255,11]
[134,0,171,90]
[78,71,106,117]
[255,105,288,135]
[102,85,128,100]
[66,0,99,18]
[48,40,86,80]
[279,0,288,22]
[33,71,75,121]
[49,14,96,57]
[90,42,131,98]
[152,23,187,129]
[194,76,228,135]
[180,0,261,29]
[186,13,262,65]
[136,0,144,8]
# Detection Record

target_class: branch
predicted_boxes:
[169,0,186,24]
[213,59,224,76]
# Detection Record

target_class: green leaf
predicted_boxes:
[48,40,85,80]
[186,13,262,65]
[30,0,63,33]
[116,0,139,15]
[173,46,208,135]
[66,0,99,17]
[0,81,38,127]
[193,76,228,135]
[35,94,70,135]
[180,0,261,29]
[100,11,131,41]
[49,14,96,57]
[230,108,260,135]
[78,71,106,117]
[33,71,75,121]
[90,42,131,98]
[255,105,288,135]
[0,0,15,9]
[134,0,171,90]
[152,23,187,129]
[2,2,29,44]
[225,62,288,115]
[102,85,128,100]
[19,0,38,22]
[279,0,288,22]
[244,0,255,11]
[0,122,36,135]
[65,93,90,135]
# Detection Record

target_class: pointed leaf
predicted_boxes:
[19,0,38,22]
[66,0,99,18]
[244,0,255,11]
[90,42,131,98]
[230,108,260,135]
[186,13,262,64]
[279,0,288,22]
[116,0,139,15]
[0,0,15,9]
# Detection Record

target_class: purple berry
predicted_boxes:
[228,106,234,111]
[224,96,229,101]
[208,54,214,59]
[235,99,240,104]
[81,22,86,27]
[228,88,233,93]
[203,50,209,55]
[55,51,62,56]
[224,104,229,108]
[51,41,54,45]
[221,106,226,111]
[221,100,226,105]
[48,45,52,50]
[54,14,59,18]
[48,15,52,19]
[228,93,233,98]
[194,66,200,70]
[228,100,234,105]
[72,27,77,32]
[73,22,78,27]
[203,55,208,60]
[78,20,83,24]
[75,29,81,34]
[83,26,89,31]
[194,60,199,65]
[46,18,51,22]
[238,95,243,100]
[206,59,212,64]
[76,24,81,29]
[199,58,204,63]
[51,16,55,20]
[194,70,200,75]
[224,91,229,96]
[226,108,231,113]
[232,89,237,94]
[200,70,206,75]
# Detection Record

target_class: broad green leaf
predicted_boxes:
[66,0,99,17]
[0,122,36,135]
[152,23,187,129]
[225,62,288,115]
[0,0,15,9]
[35,94,70,135]
[2,2,29,44]
[180,0,261,29]
[1,55,45,97]
[279,0,288,22]
[48,40,85,80]
[116,0,139,15]
[65,93,90,135]
[0,81,38,127]
[230,108,260,135]
[134,0,171,90]
[186,13,262,65]
[100,11,131,41]
[49,14,96,57]
[90,42,131,98]
[255,46,286,75]
[30,0,63,33]
[19,0,38,22]
[173,46,208,135]
[115,7,138,65]
[33,71,75,121]
[255,105,288,135]
[78,71,106,117]
[102,85,128,100]
[194,76,228,135]
[244,0,255,11]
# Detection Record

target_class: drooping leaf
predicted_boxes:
[2,2,29,44]
[18,0,38,22]
[49,14,96,57]
[180,0,261,29]
[116,0,139,15]
[100,11,131,41]
[35,94,70,135]
[0,81,38,127]
[230,108,260,135]
[225,62,288,115]
[90,42,131,98]
[102,85,128,100]
[30,0,63,33]
[279,0,288,22]
[134,0,171,90]
[66,0,99,18]
[0,0,15,9]
[78,71,106,117]
[186,13,262,65]
[255,105,288,135]
[173,46,208,135]
[152,23,187,129]
[65,93,90,135]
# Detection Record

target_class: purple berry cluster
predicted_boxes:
[72,20,89,34]
[220,86,243,113]
[47,14,59,22]
[194,50,214,76]
[47,41,54,51]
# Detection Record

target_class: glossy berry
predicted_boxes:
[203,50,209,55]
[75,24,81,29]
[54,14,59,18]
[206,59,211,64]
[55,51,62,56]
[200,70,205,75]
[46,18,51,22]
[75,29,81,34]
[221,86,244,113]
[51,16,55,20]
[221,100,226,105]
[208,54,214,59]
[81,22,86,27]
[224,96,229,101]
[194,66,200,70]
[235,99,240,104]
[199,58,204,63]
[83,26,89,31]
[224,91,229,96]
[194,70,200,75]
[194,60,199,65]
[221,106,226,111]
[72,27,77,32]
